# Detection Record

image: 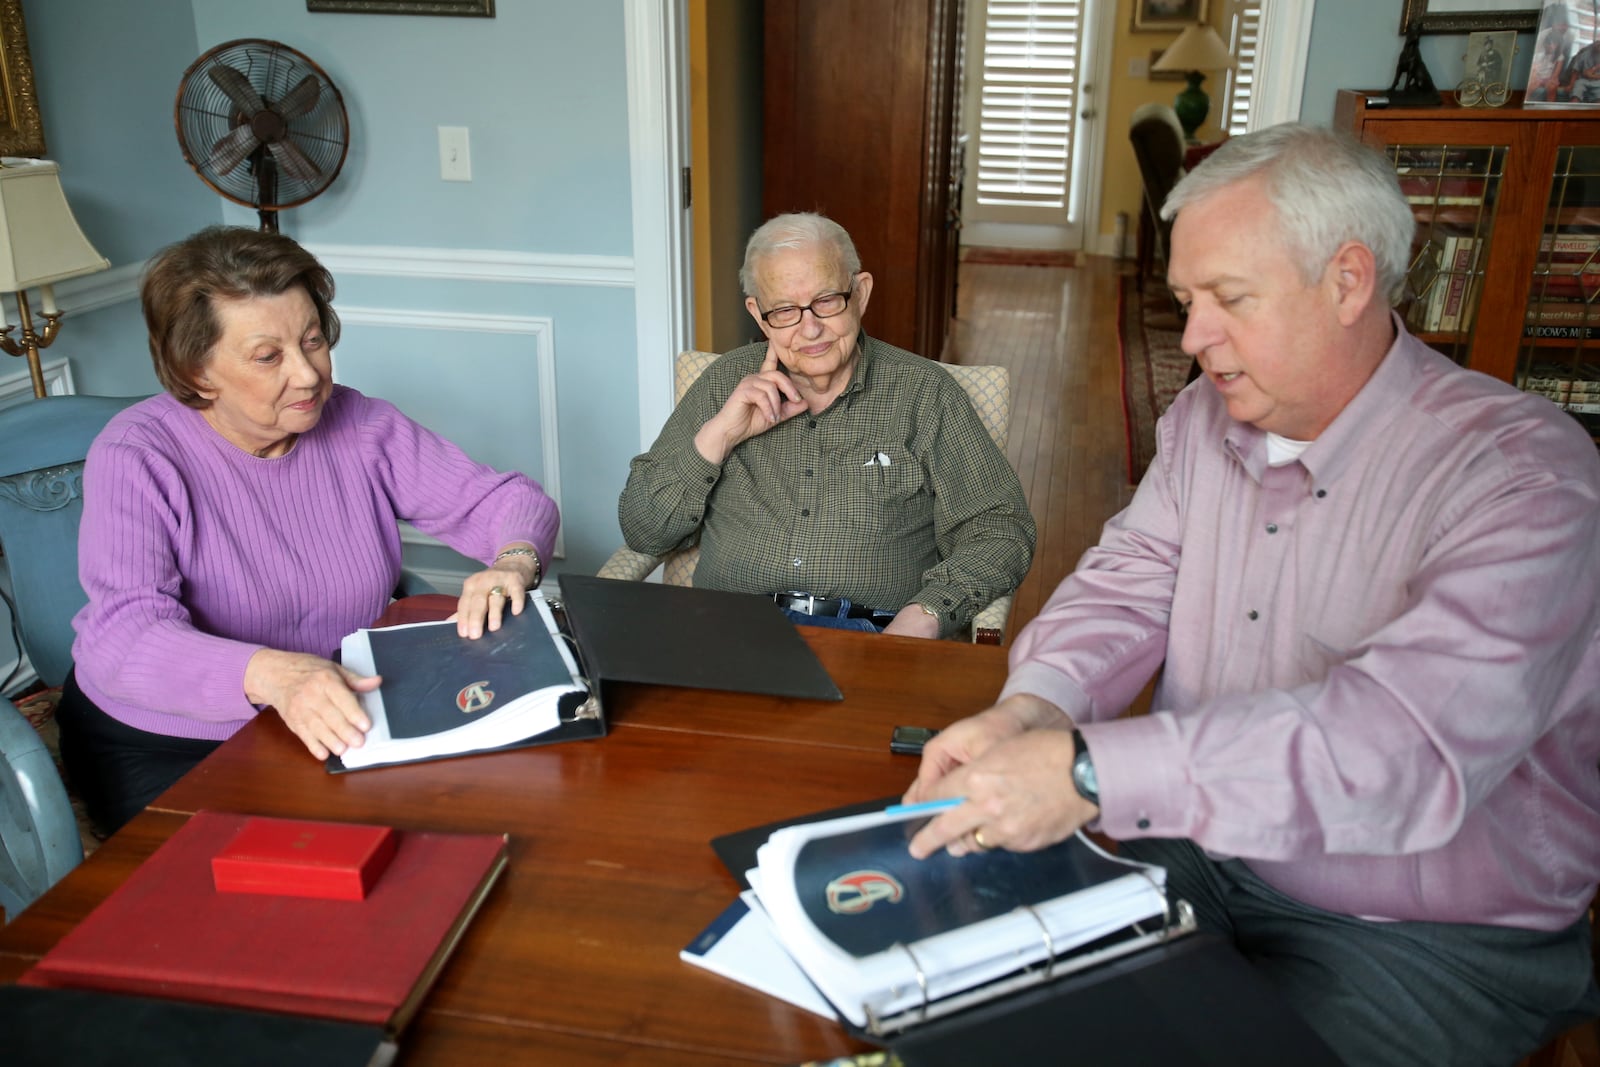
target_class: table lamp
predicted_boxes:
[1151,23,1237,142]
[0,159,111,399]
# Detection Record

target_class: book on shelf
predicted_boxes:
[1526,303,1600,325]
[1541,231,1600,256]
[1525,323,1600,341]
[19,812,508,1035]
[692,802,1190,1036]
[1438,237,1480,332]
[332,577,843,772]
[1398,175,1486,206]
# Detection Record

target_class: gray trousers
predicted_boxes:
[1119,838,1600,1067]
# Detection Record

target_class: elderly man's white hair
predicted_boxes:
[739,212,862,298]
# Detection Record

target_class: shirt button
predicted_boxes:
[801,508,810,517]
[1266,523,1278,534]
[805,468,814,477]
[1315,489,1327,499]
[1247,609,1259,621]
[808,419,818,429]
[704,475,714,484]
[689,515,699,523]
[792,558,803,568]
[1137,818,1151,830]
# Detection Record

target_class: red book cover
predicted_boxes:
[20,811,507,1032]
[212,817,398,901]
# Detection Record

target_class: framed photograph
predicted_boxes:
[1132,0,1209,34]
[306,0,494,15]
[1400,0,1540,35]
[1465,29,1516,85]
[1526,0,1600,107]
[0,0,45,157]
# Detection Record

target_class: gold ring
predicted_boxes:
[488,586,506,599]
[973,828,992,851]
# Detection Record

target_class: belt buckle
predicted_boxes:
[776,590,820,616]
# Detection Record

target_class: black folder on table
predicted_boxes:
[555,574,842,702]
[708,802,1342,1066]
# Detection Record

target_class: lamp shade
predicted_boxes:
[0,160,109,291]
[1152,23,1237,74]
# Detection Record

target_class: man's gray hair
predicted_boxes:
[740,212,862,298]
[1161,123,1416,305]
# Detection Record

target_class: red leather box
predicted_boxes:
[211,815,398,901]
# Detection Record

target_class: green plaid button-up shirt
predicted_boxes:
[619,334,1036,636]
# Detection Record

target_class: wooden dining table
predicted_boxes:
[0,596,1015,1065]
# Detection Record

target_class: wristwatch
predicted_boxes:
[1070,729,1099,805]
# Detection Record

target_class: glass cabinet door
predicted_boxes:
[1388,143,1505,367]
[1522,144,1600,444]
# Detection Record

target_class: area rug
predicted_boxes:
[1118,273,1193,484]
[960,245,1077,268]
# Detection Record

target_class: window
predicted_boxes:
[1221,2,1263,135]
[973,0,1083,208]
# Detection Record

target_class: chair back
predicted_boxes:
[0,395,143,687]
[0,697,83,920]
[1129,103,1188,271]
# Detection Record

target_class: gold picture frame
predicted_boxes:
[0,0,45,158]
[1399,0,1539,35]
[307,0,494,14]
[1132,0,1209,33]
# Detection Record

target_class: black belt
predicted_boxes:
[771,591,889,620]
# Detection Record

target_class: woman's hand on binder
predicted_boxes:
[455,554,538,639]
[244,649,378,760]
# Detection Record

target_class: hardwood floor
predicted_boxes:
[946,253,1136,640]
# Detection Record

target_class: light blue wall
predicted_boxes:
[1302,1,1536,125]
[17,0,642,580]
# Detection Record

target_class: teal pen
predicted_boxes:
[883,797,965,816]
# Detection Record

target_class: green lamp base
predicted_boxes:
[1173,72,1210,141]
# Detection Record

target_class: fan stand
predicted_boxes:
[253,149,280,233]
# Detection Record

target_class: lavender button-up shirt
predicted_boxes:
[1004,321,1600,931]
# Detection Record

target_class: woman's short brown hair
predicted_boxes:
[141,226,341,408]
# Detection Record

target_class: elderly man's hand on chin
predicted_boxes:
[693,349,808,465]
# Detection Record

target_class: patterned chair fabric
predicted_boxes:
[599,352,1016,643]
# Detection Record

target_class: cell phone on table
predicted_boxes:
[890,725,939,756]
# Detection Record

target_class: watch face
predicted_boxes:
[1073,742,1098,802]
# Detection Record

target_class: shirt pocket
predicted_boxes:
[828,449,930,532]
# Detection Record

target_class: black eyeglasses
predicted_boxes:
[758,284,855,328]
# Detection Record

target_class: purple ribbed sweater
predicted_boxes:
[70,386,559,741]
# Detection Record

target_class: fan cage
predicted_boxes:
[175,39,349,211]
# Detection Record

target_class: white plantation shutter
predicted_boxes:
[975,0,1082,208]
[1221,3,1263,135]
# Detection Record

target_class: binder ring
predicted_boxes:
[892,941,932,1024]
[1018,903,1058,980]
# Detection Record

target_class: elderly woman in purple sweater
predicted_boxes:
[58,226,559,834]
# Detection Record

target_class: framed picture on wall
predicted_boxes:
[1132,0,1209,34]
[1399,0,1540,35]
[0,0,45,157]
[306,0,494,15]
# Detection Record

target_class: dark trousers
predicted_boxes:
[55,669,221,836]
[1120,837,1600,1067]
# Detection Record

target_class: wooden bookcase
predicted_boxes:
[1336,89,1600,442]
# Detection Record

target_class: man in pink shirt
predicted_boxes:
[906,124,1600,1065]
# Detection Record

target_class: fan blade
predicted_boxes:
[275,75,323,120]
[208,64,265,115]
[206,125,262,176]
[268,138,323,183]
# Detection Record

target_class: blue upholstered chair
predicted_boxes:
[0,394,139,920]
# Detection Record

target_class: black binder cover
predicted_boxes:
[0,984,395,1067]
[712,796,896,889]
[557,574,843,701]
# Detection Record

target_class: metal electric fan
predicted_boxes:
[174,39,349,232]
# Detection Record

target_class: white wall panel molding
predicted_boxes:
[336,306,565,561]
[0,356,75,408]
[309,244,634,287]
